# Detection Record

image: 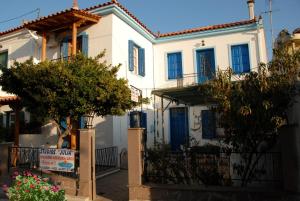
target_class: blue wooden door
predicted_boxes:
[169,107,189,150]
[196,49,215,83]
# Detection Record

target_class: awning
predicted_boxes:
[23,8,100,33]
[0,96,20,105]
[152,85,215,106]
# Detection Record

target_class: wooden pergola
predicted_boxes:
[23,8,100,61]
[0,96,21,146]
[22,7,100,149]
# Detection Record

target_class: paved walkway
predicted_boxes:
[96,170,128,201]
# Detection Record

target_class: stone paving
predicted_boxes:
[96,170,128,201]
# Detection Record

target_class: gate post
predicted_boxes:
[128,128,144,199]
[0,143,13,183]
[78,129,96,200]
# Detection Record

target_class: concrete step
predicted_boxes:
[66,194,89,201]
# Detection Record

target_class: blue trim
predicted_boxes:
[228,42,252,74]
[167,52,183,80]
[90,4,259,44]
[193,47,217,84]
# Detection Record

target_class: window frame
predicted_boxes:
[166,51,183,80]
[0,50,8,68]
[229,43,251,74]
[128,40,145,77]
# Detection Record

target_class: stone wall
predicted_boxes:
[48,173,77,196]
[130,184,300,201]
[0,143,13,184]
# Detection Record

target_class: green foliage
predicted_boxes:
[5,170,65,201]
[204,48,300,185]
[0,52,133,125]
[146,145,228,186]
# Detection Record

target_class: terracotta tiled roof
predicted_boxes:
[23,8,100,29]
[85,1,156,37]
[293,28,300,34]
[157,18,257,38]
[0,96,20,104]
[0,25,25,37]
[0,1,257,40]
[0,7,101,37]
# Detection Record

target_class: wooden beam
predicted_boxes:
[73,13,100,23]
[41,32,47,61]
[72,22,77,56]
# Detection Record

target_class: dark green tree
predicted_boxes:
[0,52,134,146]
[203,48,300,186]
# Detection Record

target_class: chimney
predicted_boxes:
[73,0,79,10]
[247,0,255,20]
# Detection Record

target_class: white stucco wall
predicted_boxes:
[153,27,268,89]
[110,14,155,151]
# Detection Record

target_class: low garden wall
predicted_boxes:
[130,184,300,201]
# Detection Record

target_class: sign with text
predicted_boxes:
[131,86,141,102]
[39,148,75,172]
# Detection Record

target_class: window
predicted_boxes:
[231,44,250,74]
[0,51,8,68]
[167,52,183,80]
[128,40,145,76]
[133,46,139,74]
[201,110,216,139]
[196,48,215,83]
[61,34,89,59]
[129,111,147,129]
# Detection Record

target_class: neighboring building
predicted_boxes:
[0,0,268,151]
[275,28,300,52]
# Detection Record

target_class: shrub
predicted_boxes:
[4,170,66,201]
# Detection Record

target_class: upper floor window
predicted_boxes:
[61,34,88,59]
[231,44,250,74]
[128,40,145,77]
[167,52,183,80]
[0,51,8,68]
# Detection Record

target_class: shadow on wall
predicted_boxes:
[94,115,114,148]
[8,36,35,61]
[19,122,58,147]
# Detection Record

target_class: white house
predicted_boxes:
[0,0,267,151]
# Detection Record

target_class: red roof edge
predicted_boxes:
[158,18,257,38]
[85,1,157,37]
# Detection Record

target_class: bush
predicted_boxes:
[3,170,66,201]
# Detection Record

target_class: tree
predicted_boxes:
[203,48,300,186]
[0,52,134,146]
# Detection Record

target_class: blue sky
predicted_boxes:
[0,0,299,58]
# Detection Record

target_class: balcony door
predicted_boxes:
[196,48,215,83]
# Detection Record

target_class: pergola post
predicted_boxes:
[72,22,77,56]
[41,32,47,61]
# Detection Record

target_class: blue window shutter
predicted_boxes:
[176,53,183,78]
[79,116,85,129]
[82,34,89,56]
[241,44,250,72]
[167,52,182,79]
[141,112,147,129]
[231,44,250,74]
[61,39,69,59]
[60,118,67,131]
[201,110,216,139]
[128,40,134,71]
[138,48,145,76]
